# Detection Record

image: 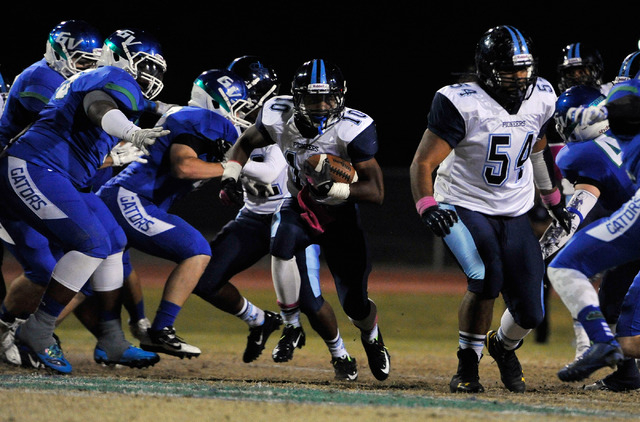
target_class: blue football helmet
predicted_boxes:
[554,85,609,143]
[291,59,346,135]
[614,51,640,84]
[227,55,279,123]
[475,25,536,110]
[43,20,103,78]
[188,68,250,127]
[557,42,604,92]
[98,29,166,100]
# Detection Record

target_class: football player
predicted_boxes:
[547,77,640,386]
[0,27,167,373]
[220,58,390,381]
[191,59,358,380]
[410,25,570,393]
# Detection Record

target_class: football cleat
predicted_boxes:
[16,340,71,374]
[129,317,152,344]
[141,326,201,359]
[583,357,640,392]
[331,355,358,381]
[450,348,484,393]
[94,344,160,368]
[361,330,390,381]
[272,325,305,362]
[0,318,25,366]
[558,342,624,382]
[486,330,526,393]
[243,311,282,363]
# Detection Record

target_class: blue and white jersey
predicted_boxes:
[256,95,378,197]
[556,132,635,213]
[101,105,238,210]
[428,79,557,216]
[605,79,640,184]
[7,66,146,188]
[242,144,288,215]
[0,59,64,148]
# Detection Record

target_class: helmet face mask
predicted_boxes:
[557,42,604,92]
[188,69,250,128]
[475,25,537,110]
[98,29,167,100]
[44,20,103,79]
[554,85,609,143]
[291,59,346,135]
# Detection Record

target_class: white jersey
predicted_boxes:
[241,144,288,214]
[258,95,377,197]
[432,79,557,217]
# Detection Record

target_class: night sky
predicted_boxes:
[3,3,639,168]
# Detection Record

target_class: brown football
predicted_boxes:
[305,153,358,184]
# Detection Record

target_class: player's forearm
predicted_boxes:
[171,158,224,180]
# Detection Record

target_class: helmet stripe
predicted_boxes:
[310,59,327,84]
[504,25,529,55]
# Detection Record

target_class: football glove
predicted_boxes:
[241,176,274,197]
[303,158,333,196]
[566,105,608,126]
[108,142,147,166]
[420,205,458,237]
[213,139,233,161]
[125,126,169,155]
[548,202,573,234]
[219,177,244,206]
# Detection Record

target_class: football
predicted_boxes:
[305,153,358,184]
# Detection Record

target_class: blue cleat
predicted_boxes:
[17,341,72,374]
[94,344,160,368]
[558,342,624,382]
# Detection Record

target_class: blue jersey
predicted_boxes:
[0,59,64,147]
[7,66,146,188]
[101,106,238,210]
[556,133,636,213]
[606,79,640,184]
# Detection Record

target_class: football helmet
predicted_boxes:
[188,68,250,127]
[554,85,609,143]
[614,51,640,84]
[291,59,347,135]
[557,42,604,92]
[475,25,536,110]
[44,20,103,79]
[227,55,279,124]
[97,29,166,100]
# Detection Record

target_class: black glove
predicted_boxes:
[548,202,572,234]
[420,205,458,237]
[303,159,333,196]
[219,177,244,206]
[213,139,233,161]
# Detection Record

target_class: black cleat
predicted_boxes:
[272,325,305,362]
[486,330,526,393]
[141,326,201,359]
[558,342,624,382]
[331,355,358,381]
[243,311,282,363]
[450,348,484,393]
[361,330,390,381]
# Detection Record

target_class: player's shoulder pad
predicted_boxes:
[335,106,375,140]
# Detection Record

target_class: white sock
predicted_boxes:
[235,298,264,328]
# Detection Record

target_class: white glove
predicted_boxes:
[241,176,274,197]
[109,142,147,166]
[124,126,170,155]
[154,100,179,115]
[566,105,609,126]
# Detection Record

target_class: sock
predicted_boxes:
[40,292,66,318]
[459,331,485,361]
[577,305,617,345]
[97,318,129,359]
[325,330,349,358]
[151,300,181,332]
[497,327,522,350]
[280,306,301,327]
[16,310,57,352]
[363,323,379,344]
[235,298,264,328]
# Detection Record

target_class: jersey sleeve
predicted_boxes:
[426,91,466,148]
[346,122,378,163]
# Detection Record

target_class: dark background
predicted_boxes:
[3,4,639,266]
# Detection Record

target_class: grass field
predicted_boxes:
[1,254,639,421]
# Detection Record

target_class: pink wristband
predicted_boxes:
[416,196,438,215]
[540,189,561,206]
